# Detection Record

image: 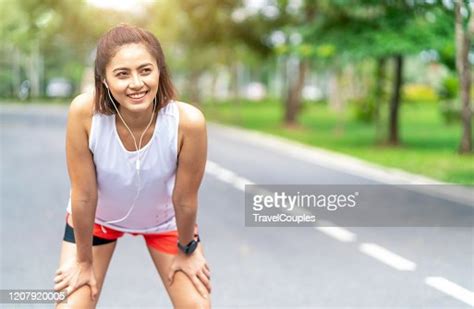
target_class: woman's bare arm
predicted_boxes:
[172,102,208,245]
[65,93,98,264]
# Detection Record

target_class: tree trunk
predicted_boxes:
[229,62,240,100]
[187,69,202,106]
[211,70,219,101]
[455,0,472,153]
[230,62,244,124]
[328,68,343,111]
[283,2,315,127]
[12,46,21,98]
[374,57,386,143]
[388,55,403,145]
[284,58,308,126]
[27,40,41,98]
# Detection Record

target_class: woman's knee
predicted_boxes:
[169,272,211,309]
[172,295,210,309]
[55,240,114,308]
[55,284,98,309]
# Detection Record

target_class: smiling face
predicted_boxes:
[104,43,159,114]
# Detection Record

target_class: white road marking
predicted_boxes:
[359,243,416,271]
[315,222,357,243]
[206,160,255,190]
[215,169,237,183]
[232,176,255,190]
[205,161,220,175]
[206,160,472,307]
[425,277,474,307]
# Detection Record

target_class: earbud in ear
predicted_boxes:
[103,80,109,89]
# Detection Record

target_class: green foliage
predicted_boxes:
[439,100,462,125]
[0,69,13,98]
[0,0,119,97]
[315,44,336,58]
[438,74,462,124]
[438,42,456,72]
[350,96,377,123]
[275,45,289,55]
[437,74,461,125]
[403,84,438,103]
[303,1,455,62]
[438,75,459,100]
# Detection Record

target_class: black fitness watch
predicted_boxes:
[177,235,200,255]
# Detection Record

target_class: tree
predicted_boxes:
[284,1,317,126]
[148,0,244,104]
[0,0,114,97]
[454,0,472,153]
[304,0,455,145]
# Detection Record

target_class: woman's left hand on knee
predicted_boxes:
[167,244,211,298]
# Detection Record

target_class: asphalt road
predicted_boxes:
[1,103,473,308]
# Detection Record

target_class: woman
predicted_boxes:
[53,24,211,308]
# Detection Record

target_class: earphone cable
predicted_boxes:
[99,88,157,228]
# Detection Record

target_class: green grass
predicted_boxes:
[202,99,474,185]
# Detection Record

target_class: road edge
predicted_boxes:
[208,122,473,207]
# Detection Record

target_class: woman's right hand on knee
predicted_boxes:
[54,259,99,301]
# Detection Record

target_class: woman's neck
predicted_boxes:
[116,104,157,132]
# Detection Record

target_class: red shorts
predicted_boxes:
[65,213,198,255]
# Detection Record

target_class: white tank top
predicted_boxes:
[66,101,179,233]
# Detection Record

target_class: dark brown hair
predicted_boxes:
[94,23,176,114]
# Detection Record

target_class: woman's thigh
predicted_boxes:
[146,244,211,308]
[55,222,117,308]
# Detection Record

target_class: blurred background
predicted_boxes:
[0,0,473,184]
[1,1,474,308]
